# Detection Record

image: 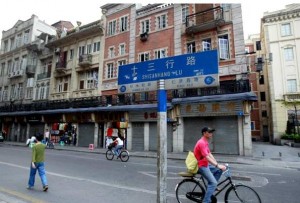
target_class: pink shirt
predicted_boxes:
[194,137,210,167]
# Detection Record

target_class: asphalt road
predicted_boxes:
[0,144,300,203]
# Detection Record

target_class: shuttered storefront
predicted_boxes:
[131,122,144,151]
[29,123,44,138]
[183,116,238,154]
[78,123,95,147]
[149,123,173,152]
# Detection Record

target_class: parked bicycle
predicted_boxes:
[175,164,261,203]
[105,146,129,162]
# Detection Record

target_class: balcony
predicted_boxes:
[78,54,92,67]
[37,72,51,80]
[26,65,36,75]
[284,93,300,102]
[8,70,24,79]
[55,61,67,72]
[185,6,225,35]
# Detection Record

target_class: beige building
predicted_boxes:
[261,4,300,143]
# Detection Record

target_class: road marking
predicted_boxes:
[0,161,177,199]
[0,186,45,203]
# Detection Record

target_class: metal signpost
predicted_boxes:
[118,50,219,203]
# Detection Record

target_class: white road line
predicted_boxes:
[0,161,177,199]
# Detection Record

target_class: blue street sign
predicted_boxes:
[118,50,219,93]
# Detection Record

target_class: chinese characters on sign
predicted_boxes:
[118,50,219,93]
[182,101,241,116]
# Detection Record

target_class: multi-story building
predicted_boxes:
[0,4,257,155]
[245,34,271,142]
[100,3,256,155]
[0,15,57,142]
[260,4,300,143]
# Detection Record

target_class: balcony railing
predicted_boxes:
[55,61,67,72]
[185,6,225,34]
[0,80,251,113]
[78,54,92,67]
[26,65,36,75]
[37,72,51,80]
[284,93,300,102]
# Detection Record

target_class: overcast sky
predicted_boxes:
[0,0,297,42]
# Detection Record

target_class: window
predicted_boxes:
[262,110,267,117]
[4,40,8,52]
[218,35,229,60]
[93,41,100,52]
[187,42,196,53]
[57,77,69,92]
[23,30,30,44]
[141,19,150,34]
[87,44,92,54]
[79,70,98,89]
[284,47,294,61]
[120,16,128,32]
[182,4,189,23]
[251,121,255,130]
[108,20,116,35]
[260,92,266,101]
[202,39,211,51]
[154,48,167,59]
[245,47,250,54]
[0,87,2,102]
[78,46,85,56]
[109,47,115,58]
[281,23,291,36]
[3,86,8,101]
[119,44,125,56]
[10,84,16,99]
[7,60,12,75]
[287,79,297,93]
[17,83,23,99]
[107,63,114,79]
[139,52,150,62]
[0,63,5,76]
[10,37,15,50]
[69,49,74,60]
[16,33,22,47]
[118,60,126,67]
[157,14,166,29]
[259,75,264,85]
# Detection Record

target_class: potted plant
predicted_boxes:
[280,133,295,146]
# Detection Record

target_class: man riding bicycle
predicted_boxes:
[112,134,124,156]
[194,127,226,203]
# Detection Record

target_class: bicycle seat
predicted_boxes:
[178,171,195,177]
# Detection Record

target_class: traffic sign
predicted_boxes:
[118,50,219,93]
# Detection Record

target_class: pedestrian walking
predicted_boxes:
[27,133,49,192]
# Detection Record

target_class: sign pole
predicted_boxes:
[157,79,167,203]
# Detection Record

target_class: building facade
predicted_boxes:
[0,4,257,155]
[260,4,300,143]
[245,34,271,142]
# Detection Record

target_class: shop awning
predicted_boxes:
[172,92,258,104]
[0,103,173,116]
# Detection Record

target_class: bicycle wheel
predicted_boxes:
[106,149,114,160]
[225,184,261,203]
[175,179,205,203]
[119,150,129,162]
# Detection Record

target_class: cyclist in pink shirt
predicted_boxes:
[194,127,226,203]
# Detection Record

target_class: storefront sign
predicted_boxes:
[180,101,243,117]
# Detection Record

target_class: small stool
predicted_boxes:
[89,144,94,150]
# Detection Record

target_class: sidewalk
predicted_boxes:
[2,141,300,168]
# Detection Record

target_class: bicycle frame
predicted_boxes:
[198,172,235,197]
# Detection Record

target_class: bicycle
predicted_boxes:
[175,164,261,203]
[106,147,129,162]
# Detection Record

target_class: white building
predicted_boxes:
[261,4,300,142]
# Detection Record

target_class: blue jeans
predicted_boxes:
[198,165,222,203]
[113,145,123,155]
[28,162,48,187]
